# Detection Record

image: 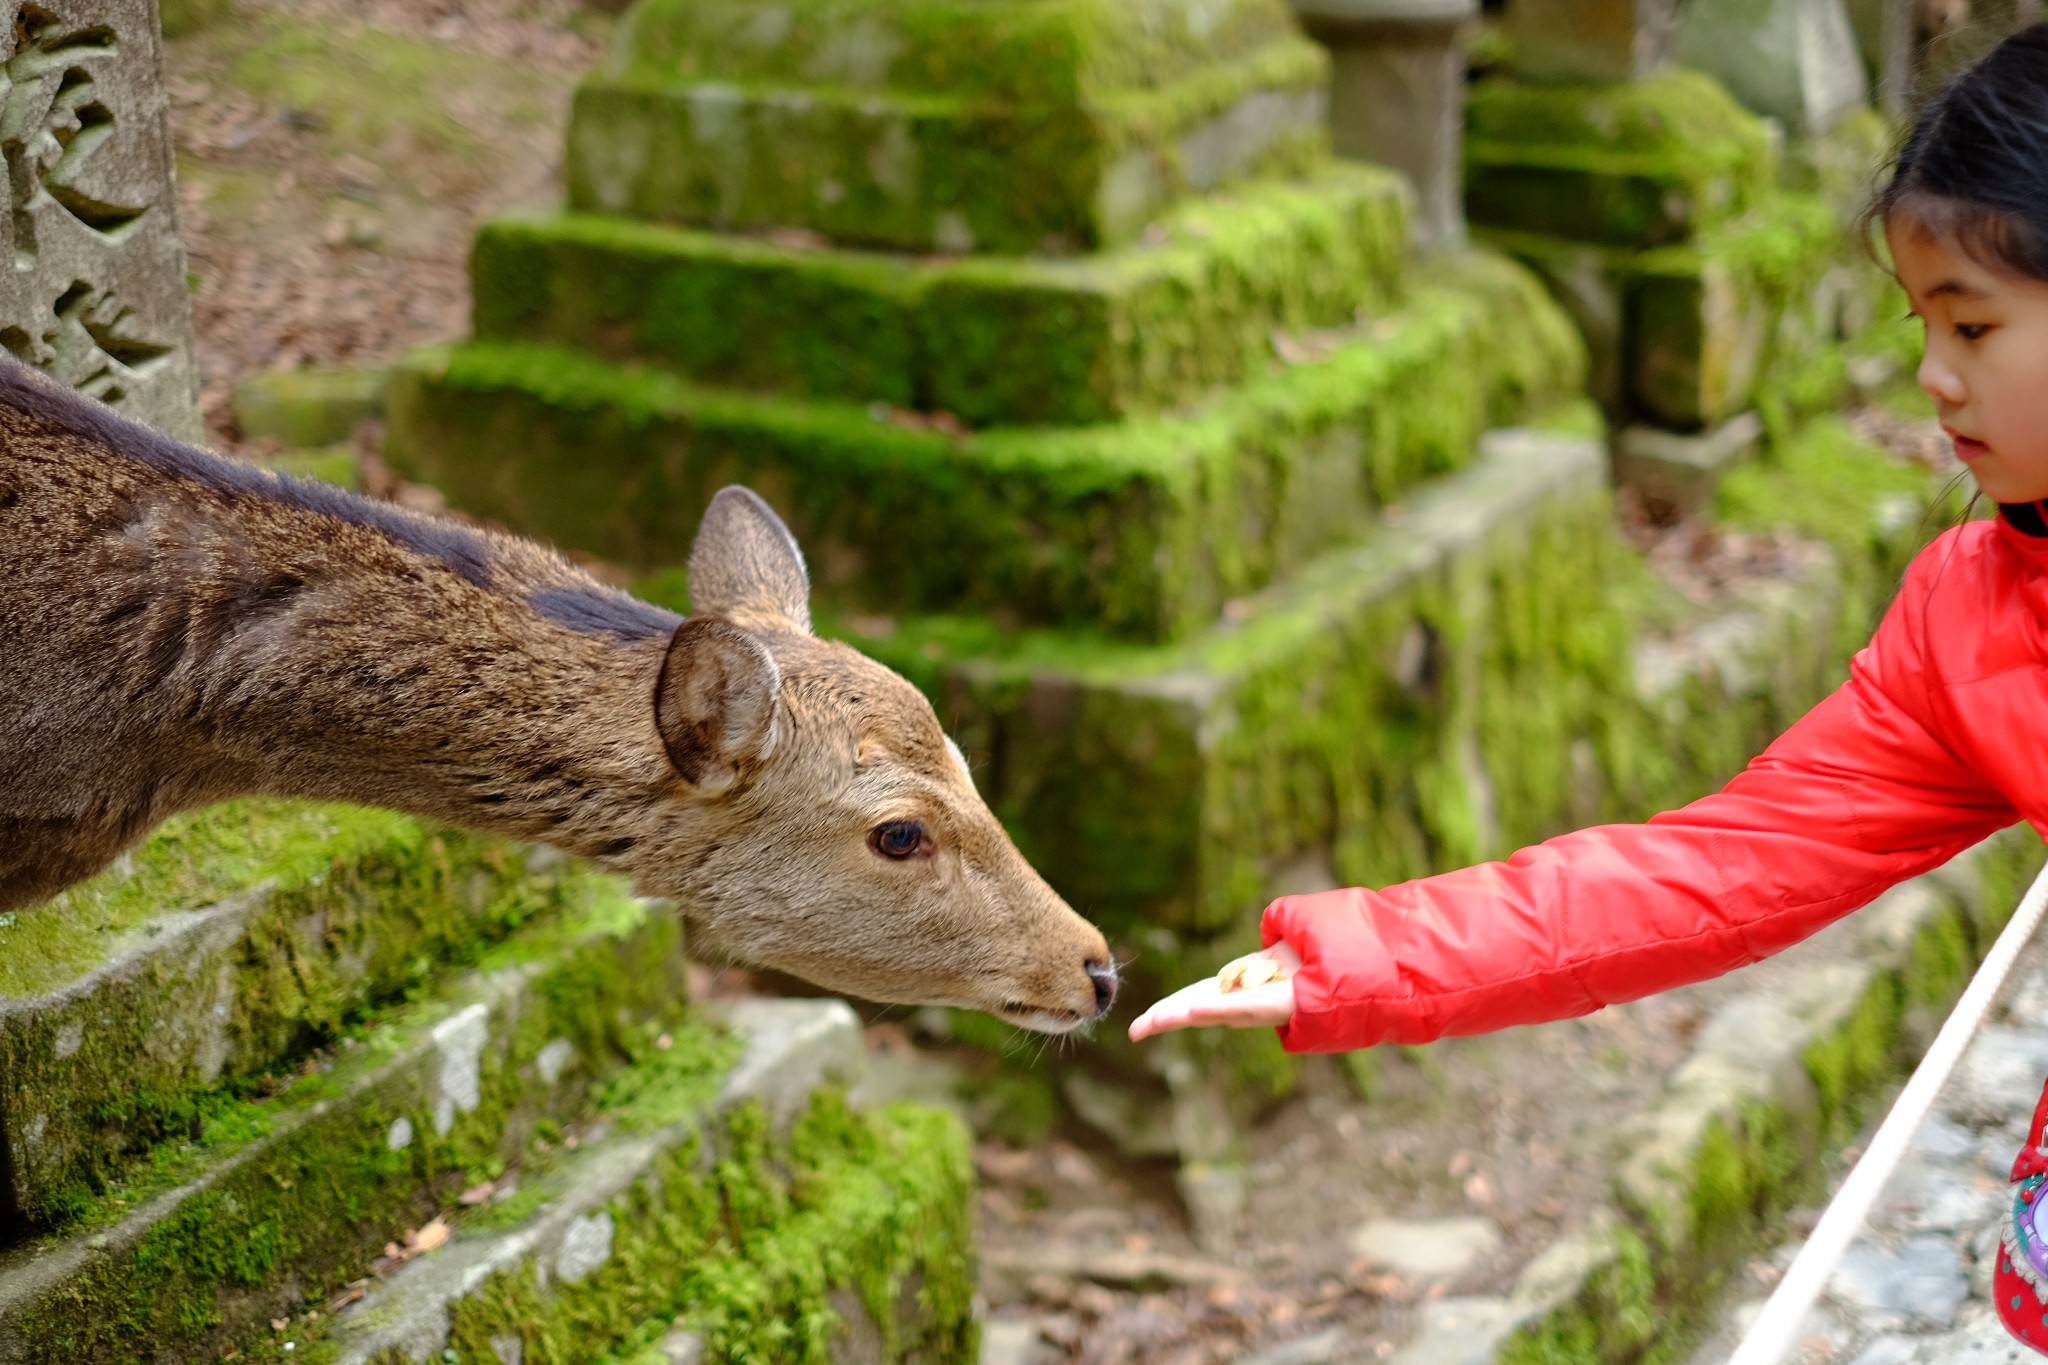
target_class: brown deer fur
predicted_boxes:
[0,361,1116,1032]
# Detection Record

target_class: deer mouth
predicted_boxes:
[999,1001,1089,1035]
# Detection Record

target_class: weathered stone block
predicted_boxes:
[0,892,696,1364]
[1615,411,1764,521]
[323,1005,975,1365]
[1481,192,1850,430]
[1672,0,1870,135]
[0,800,591,1231]
[472,164,1412,427]
[390,250,1583,643]
[1504,0,1678,82]
[566,0,1331,253]
[1291,0,1476,249]
[230,366,388,448]
[0,0,201,440]
[1629,193,1839,429]
[1464,68,1777,250]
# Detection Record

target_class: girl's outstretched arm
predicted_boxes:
[1136,528,2019,1051]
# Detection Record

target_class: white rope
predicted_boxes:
[1727,857,2048,1365]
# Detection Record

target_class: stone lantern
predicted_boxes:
[1291,0,1479,249]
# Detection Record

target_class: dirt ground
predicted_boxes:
[166,0,604,449]
[158,7,1961,1362]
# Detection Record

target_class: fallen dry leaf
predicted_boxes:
[407,1217,450,1253]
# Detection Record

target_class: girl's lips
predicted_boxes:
[1947,429,1990,461]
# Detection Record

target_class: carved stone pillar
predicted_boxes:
[1291,0,1477,249]
[1505,0,1679,82]
[0,0,201,441]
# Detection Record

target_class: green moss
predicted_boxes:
[0,802,598,1230]
[1497,1227,1658,1365]
[1629,193,1841,430]
[566,27,1329,252]
[392,250,1580,644]
[472,164,1409,428]
[263,442,360,489]
[1716,412,1964,672]
[2,894,698,1364]
[231,367,388,449]
[1782,106,1893,225]
[1465,69,1779,249]
[432,1094,977,1365]
[1967,825,2048,943]
[1484,189,1864,431]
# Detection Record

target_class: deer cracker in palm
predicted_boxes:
[0,360,1116,1032]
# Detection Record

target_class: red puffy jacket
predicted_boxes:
[1264,509,2048,1054]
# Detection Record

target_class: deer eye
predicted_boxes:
[869,820,931,860]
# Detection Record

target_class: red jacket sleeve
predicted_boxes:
[1264,542,2018,1053]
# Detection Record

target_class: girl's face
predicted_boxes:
[1888,216,2048,504]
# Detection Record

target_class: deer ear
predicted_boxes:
[654,616,782,790]
[688,486,811,634]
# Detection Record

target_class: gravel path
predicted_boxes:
[1689,936,2048,1365]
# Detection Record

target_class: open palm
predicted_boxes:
[1128,941,1300,1040]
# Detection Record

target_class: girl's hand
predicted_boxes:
[1128,941,1301,1041]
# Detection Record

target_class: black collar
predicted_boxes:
[2001,502,2048,537]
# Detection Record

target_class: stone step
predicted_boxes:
[385,249,1584,644]
[566,0,1327,253]
[0,800,594,1234]
[471,163,1411,428]
[319,999,976,1365]
[0,890,692,1364]
[1464,68,1777,251]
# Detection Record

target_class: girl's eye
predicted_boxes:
[869,820,932,860]
[1957,323,1991,341]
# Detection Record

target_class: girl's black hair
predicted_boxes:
[1874,23,2048,283]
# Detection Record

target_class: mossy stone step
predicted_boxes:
[0,891,692,1364]
[472,164,1411,429]
[1482,192,1854,430]
[0,801,589,1234]
[323,1000,976,1365]
[386,250,1583,644]
[568,0,1327,253]
[1464,68,1778,251]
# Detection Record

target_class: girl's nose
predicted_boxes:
[1918,347,1967,407]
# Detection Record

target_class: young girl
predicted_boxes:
[1131,22,2048,1353]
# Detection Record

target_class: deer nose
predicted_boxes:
[1085,960,1118,1018]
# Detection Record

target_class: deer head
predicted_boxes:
[636,487,1117,1034]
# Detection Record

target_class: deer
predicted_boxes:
[0,359,1117,1033]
